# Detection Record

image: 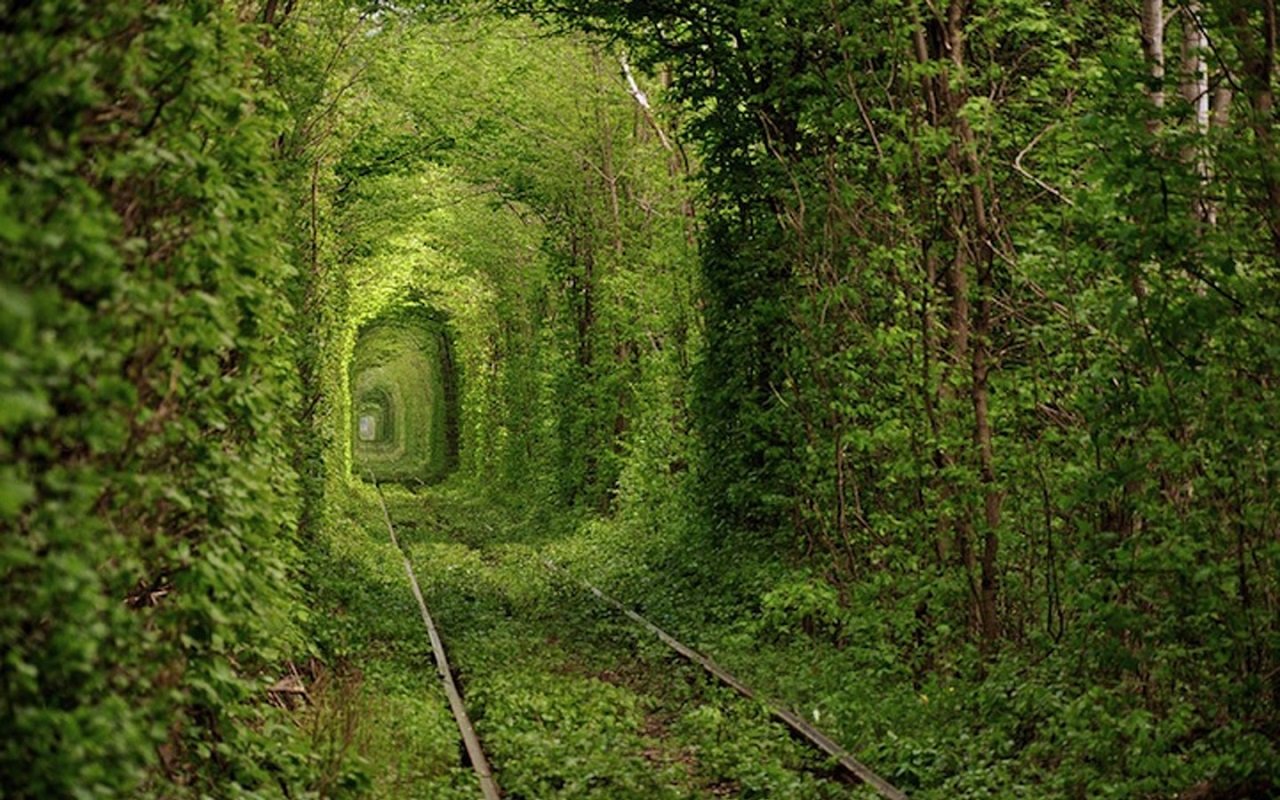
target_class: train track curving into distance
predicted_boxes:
[371,478,908,800]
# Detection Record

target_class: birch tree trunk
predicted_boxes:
[1182,2,1212,221]
[1141,0,1166,126]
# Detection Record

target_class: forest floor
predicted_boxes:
[307,482,886,799]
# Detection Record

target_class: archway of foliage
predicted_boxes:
[296,7,699,522]
[286,14,704,794]
[349,306,459,483]
[310,158,531,507]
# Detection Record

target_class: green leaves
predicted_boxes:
[1,1,313,795]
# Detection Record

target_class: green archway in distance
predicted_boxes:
[355,385,395,446]
[350,303,460,484]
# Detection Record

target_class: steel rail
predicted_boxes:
[371,478,501,800]
[543,558,909,800]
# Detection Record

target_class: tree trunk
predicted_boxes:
[1141,0,1166,120]
[944,0,1004,648]
[1182,2,1212,221]
[909,0,1006,648]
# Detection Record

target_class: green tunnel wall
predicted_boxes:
[349,306,460,484]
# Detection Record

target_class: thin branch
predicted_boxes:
[618,52,673,151]
[1013,122,1075,207]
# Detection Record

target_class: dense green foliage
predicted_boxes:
[349,307,458,483]
[4,0,1279,797]
[509,0,1280,793]
[0,2,319,796]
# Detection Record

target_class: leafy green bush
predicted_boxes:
[1,2,311,794]
[756,574,844,642]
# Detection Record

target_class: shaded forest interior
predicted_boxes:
[2,0,1278,798]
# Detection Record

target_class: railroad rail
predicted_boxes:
[370,478,501,800]
[543,557,909,800]
[369,476,907,799]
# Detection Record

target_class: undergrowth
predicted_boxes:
[468,480,1280,800]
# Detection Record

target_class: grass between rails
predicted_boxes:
[307,479,872,798]
[304,477,1279,798]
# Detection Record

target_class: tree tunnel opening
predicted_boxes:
[350,304,460,484]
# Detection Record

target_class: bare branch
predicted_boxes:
[618,52,673,151]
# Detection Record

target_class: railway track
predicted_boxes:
[371,479,501,800]
[371,481,908,800]
[542,558,909,800]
